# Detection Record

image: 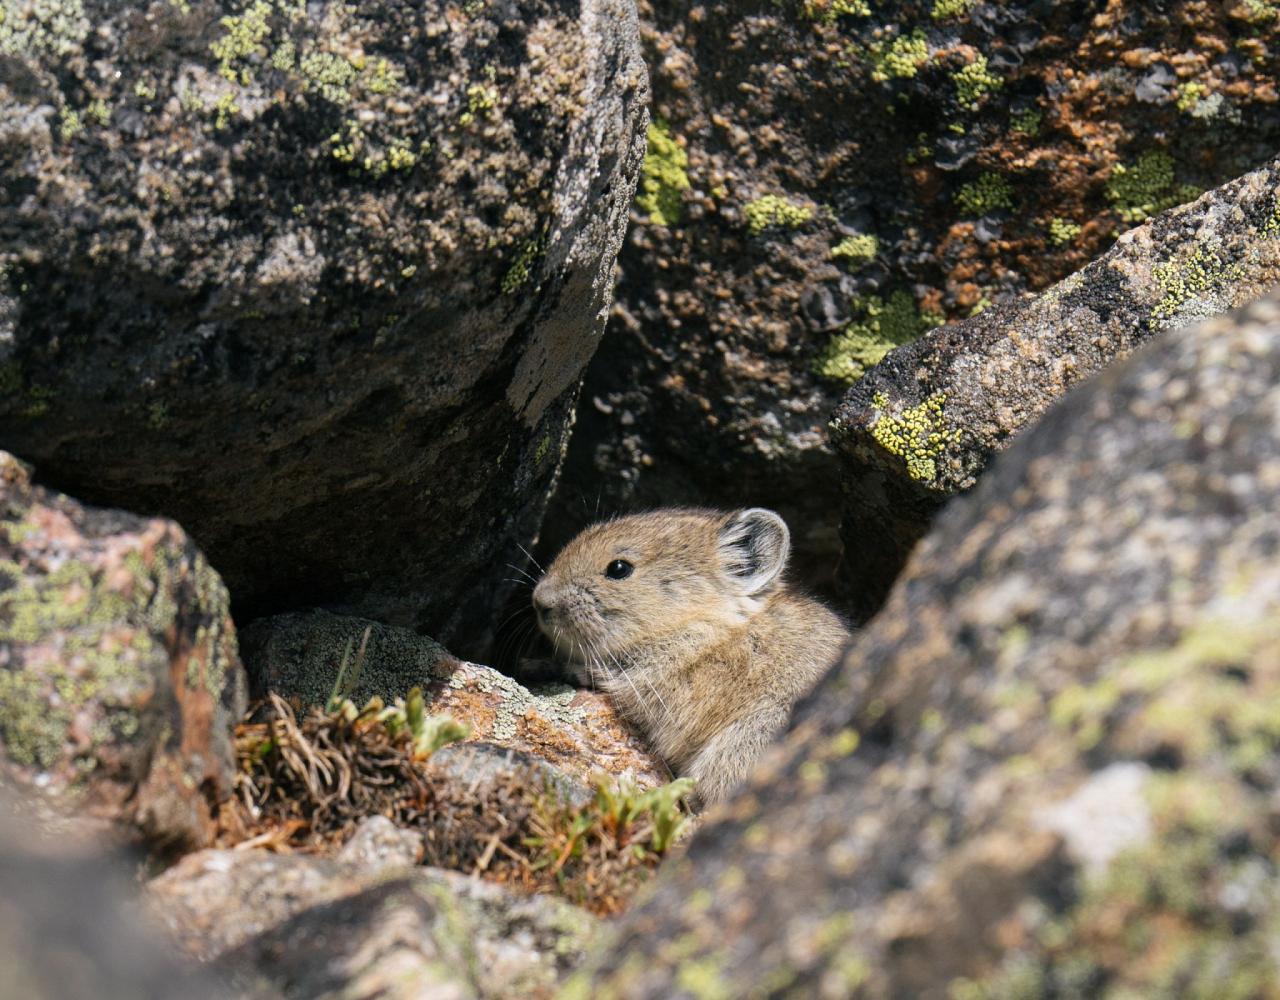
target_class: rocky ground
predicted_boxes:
[1,0,1279,998]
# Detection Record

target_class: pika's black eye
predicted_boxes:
[605,559,634,580]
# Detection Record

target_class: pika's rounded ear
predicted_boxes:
[717,508,790,595]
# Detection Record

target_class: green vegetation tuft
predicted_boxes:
[815,291,943,383]
[955,172,1014,215]
[743,194,814,234]
[636,121,691,227]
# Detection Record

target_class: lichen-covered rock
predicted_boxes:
[0,799,228,1000]
[0,0,648,655]
[544,0,1280,595]
[242,609,668,790]
[149,846,599,999]
[0,450,248,849]
[831,154,1280,618]
[578,292,1280,998]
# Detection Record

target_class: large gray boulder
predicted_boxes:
[0,0,648,653]
[578,291,1280,997]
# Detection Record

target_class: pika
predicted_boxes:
[532,507,850,806]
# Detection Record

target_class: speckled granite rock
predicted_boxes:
[578,292,1280,998]
[545,0,1280,594]
[0,0,648,656]
[831,154,1280,618]
[0,451,248,849]
[149,846,598,999]
[241,609,669,790]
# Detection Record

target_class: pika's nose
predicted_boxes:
[531,581,554,621]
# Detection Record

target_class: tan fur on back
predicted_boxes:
[533,508,851,806]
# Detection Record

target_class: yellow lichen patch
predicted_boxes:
[1151,241,1243,323]
[743,194,813,234]
[636,121,691,227]
[868,392,960,483]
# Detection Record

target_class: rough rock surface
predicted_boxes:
[0,801,227,1000]
[0,450,247,849]
[149,845,598,999]
[579,292,1280,997]
[544,0,1280,589]
[242,609,669,789]
[0,0,648,655]
[832,154,1280,618]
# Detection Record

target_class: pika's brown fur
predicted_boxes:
[532,508,850,806]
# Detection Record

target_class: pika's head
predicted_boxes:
[532,507,791,665]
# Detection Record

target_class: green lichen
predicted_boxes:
[57,106,81,141]
[1260,197,1280,238]
[459,83,497,125]
[1105,152,1201,224]
[955,172,1014,215]
[0,0,88,58]
[802,0,870,22]
[213,91,240,130]
[831,233,879,264]
[1010,107,1042,136]
[1176,80,1207,113]
[814,291,942,383]
[868,391,960,483]
[952,54,1002,109]
[210,0,272,85]
[1047,217,1082,246]
[1151,240,1243,323]
[867,29,929,82]
[0,549,175,771]
[270,38,295,71]
[299,50,359,105]
[85,98,110,125]
[501,237,542,295]
[931,0,974,17]
[743,194,813,234]
[636,121,691,227]
[366,57,400,95]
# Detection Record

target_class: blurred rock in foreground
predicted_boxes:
[580,291,1280,997]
